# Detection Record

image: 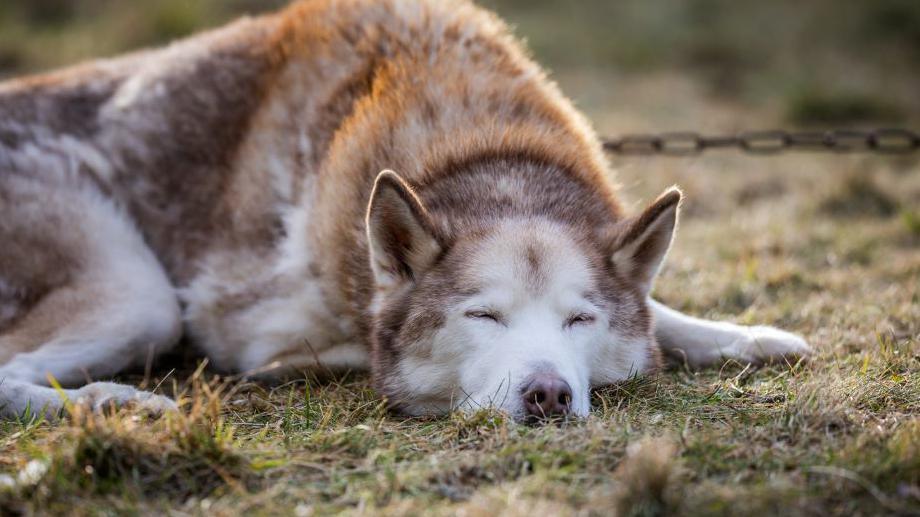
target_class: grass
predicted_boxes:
[1,0,919,514]
[1,152,917,515]
[2,332,917,514]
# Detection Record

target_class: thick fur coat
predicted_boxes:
[0,0,810,420]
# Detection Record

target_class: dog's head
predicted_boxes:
[366,170,680,422]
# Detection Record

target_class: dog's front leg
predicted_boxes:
[649,299,812,368]
[0,379,177,420]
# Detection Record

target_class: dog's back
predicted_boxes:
[0,0,614,298]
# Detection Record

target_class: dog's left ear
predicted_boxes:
[366,170,443,287]
[610,187,682,295]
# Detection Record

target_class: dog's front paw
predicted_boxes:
[73,382,178,416]
[730,326,812,364]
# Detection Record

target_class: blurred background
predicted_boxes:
[1,1,917,322]
[1,0,919,129]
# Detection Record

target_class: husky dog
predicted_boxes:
[0,0,810,421]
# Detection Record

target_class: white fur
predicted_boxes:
[0,279,23,327]
[397,219,652,418]
[0,123,115,184]
[0,184,180,418]
[650,299,812,367]
[0,379,176,420]
[181,255,352,373]
[233,284,361,373]
[181,173,358,374]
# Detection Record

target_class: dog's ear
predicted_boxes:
[610,187,681,296]
[366,170,442,287]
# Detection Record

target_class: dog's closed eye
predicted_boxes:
[565,313,595,328]
[465,309,503,324]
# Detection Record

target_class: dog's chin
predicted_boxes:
[456,399,591,425]
[391,399,592,425]
[512,406,588,426]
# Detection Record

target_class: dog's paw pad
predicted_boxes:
[735,326,812,363]
[74,382,178,416]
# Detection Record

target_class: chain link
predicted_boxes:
[602,128,920,156]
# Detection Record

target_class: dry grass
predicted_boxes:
[1,1,919,515]
[1,96,917,514]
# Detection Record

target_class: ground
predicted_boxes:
[1,1,919,515]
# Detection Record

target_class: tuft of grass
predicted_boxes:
[605,437,682,516]
[901,209,920,236]
[1,373,252,514]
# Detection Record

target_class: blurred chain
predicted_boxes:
[602,128,920,156]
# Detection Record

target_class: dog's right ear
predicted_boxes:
[366,170,442,287]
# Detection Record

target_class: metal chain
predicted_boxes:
[602,128,920,156]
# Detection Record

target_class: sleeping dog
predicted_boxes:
[0,0,810,421]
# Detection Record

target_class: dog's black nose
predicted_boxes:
[521,373,572,419]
